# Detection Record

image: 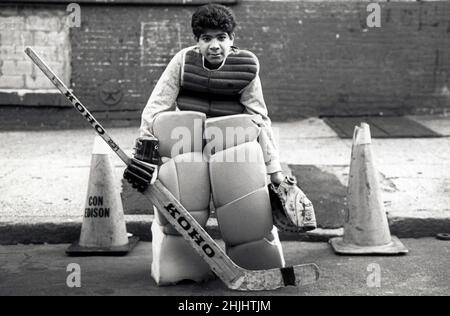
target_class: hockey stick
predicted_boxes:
[25,47,319,291]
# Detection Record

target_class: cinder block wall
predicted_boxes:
[0,7,70,90]
[0,1,449,121]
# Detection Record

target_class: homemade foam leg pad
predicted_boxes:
[150,111,212,285]
[206,115,285,270]
[226,227,285,270]
[151,221,211,285]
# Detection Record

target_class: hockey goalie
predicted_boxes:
[123,4,317,286]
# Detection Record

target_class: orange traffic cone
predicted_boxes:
[66,136,138,256]
[330,123,408,255]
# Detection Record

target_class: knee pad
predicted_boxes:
[205,115,285,269]
[150,111,211,283]
[152,111,205,157]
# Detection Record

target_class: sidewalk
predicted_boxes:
[0,115,449,244]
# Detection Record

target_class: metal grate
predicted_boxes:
[324,116,442,139]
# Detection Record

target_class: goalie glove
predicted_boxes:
[268,176,317,233]
[123,136,160,192]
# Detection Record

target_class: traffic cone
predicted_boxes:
[66,136,138,256]
[330,123,408,255]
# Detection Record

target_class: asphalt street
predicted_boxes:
[0,238,448,296]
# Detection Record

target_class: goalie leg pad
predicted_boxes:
[226,227,285,270]
[151,221,213,285]
[155,152,210,235]
[150,112,211,284]
[206,115,285,270]
[212,170,273,246]
[151,111,206,157]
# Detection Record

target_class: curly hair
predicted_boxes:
[191,4,237,40]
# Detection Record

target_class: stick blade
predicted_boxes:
[293,263,320,286]
[230,263,319,291]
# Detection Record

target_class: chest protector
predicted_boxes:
[177,48,258,117]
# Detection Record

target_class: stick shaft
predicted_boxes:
[25,47,131,166]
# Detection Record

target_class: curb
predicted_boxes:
[1,215,449,245]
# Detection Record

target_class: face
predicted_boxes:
[197,29,234,67]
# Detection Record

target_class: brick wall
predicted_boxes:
[241,1,450,118]
[0,1,449,121]
[70,1,450,119]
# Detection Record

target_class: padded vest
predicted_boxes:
[177,48,258,117]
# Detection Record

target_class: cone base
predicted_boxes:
[329,236,408,255]
[66,236,139,256]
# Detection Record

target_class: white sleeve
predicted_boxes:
[139,50,184,137]
[241,75,283,174]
